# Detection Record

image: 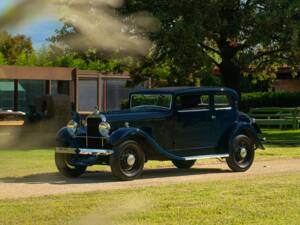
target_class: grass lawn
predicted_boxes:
[0,129,299,179]
[0,173,299,225]
[0,129,299,225]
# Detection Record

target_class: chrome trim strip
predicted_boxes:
[183,154,229,161]
[56,147,114,156]
[75,136,105,139]
[215,107,232,111]
[177,108,210,113]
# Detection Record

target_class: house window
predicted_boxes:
[19,80,45,112]
[51,81,70,96]
[0,80,14,111]
[78,78,98,112]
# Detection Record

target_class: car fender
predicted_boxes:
[109,127,184,161]
[228,122,265,150]
[56,127,73,147]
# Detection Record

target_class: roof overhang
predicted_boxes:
[0,66,74,81]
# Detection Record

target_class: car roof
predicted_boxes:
[130,86,238,96]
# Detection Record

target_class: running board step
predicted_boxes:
[183,154,229,161]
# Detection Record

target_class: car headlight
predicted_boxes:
[99,121,111,138]
[67,120,78,136]
[251,117,256,124]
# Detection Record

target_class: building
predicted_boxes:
[0,65,135,115]
[272,66,300,92]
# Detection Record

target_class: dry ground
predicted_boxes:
[0,158,299,200]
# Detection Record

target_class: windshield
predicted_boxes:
[130,94,172,110]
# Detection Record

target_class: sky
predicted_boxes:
[0,1,62,49]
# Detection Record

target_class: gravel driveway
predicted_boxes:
[0,158,299,200]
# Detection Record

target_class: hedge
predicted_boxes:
[241,92,300,112]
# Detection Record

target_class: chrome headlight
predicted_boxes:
[251,117,256,124]
[67,120,78,136]
[98,121,111,138]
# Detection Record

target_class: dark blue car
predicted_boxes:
[55,87,265,181]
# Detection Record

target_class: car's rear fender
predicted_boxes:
[109,127,184,161]
[228,122,265,150]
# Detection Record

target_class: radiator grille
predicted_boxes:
[87,117,102,148]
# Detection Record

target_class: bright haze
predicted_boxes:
[0,0,159,55]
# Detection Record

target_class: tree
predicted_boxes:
[0,52,8,65]
[0,31,33,64]
[121,0,300,93]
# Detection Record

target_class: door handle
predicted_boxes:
[211,115,216,120]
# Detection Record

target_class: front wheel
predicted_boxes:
[55,153,87,178]
[110,140,145,181]
[226,134,255,172]
[172,160,196,169]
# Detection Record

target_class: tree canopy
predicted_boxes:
[0,31,33,64]
[121,0,300,93]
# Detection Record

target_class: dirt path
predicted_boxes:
[0,158,299,200]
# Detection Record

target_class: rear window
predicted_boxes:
[214,94,232,110]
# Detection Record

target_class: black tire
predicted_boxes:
[110,140,145,181]
[172,160,196,169]
[55,153,87,178]
[226,134,255,172]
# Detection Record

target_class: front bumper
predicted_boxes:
[56,147,114,156]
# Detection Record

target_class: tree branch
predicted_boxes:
[207,54,221,67]
[252,48,285,61]
[245,0,252,7]
[199,42,221,56]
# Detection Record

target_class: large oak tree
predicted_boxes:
[121,0,300,93]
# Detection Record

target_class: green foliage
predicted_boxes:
[15,50,37,66]
[240,75,272,93]
[121,1,300,92]
[121,99,130,110]
[200,74,221,87]
[0,31,33,64]
[241,91,300,112]
[0,52,8,65]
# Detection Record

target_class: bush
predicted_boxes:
[241,92,300,112]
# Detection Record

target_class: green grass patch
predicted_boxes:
[0,173,299,225]
[262,129,300,146]
[0,129,299,179]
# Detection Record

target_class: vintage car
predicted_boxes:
[55,87,265,181]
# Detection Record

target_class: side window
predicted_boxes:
[176,94,210,111]
[214,94,232,110]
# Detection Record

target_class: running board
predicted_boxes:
[183,154,229,161]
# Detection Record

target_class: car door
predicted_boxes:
[173,92,216,155]
[212,92,238,144]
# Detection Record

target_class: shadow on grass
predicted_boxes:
[0,167,231,185]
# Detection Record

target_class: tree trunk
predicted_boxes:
[219,60,241,95]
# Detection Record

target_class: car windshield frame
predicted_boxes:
[130,93,173,110]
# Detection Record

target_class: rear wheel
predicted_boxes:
[226,134,255,172]
[110,140,145,181]
[55,153,87,178]
[172,160,196,169]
